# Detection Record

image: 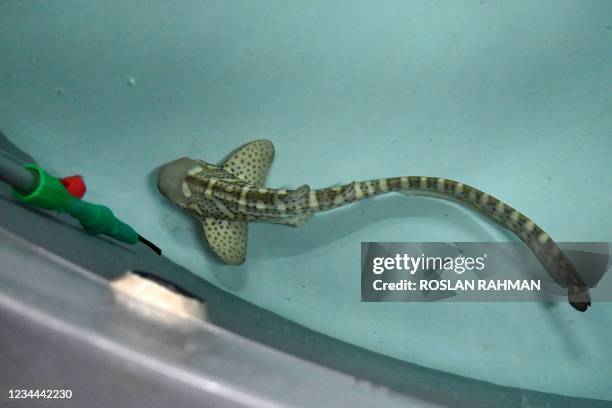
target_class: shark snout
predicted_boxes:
[157,157,196,203]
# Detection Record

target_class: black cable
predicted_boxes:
[138,234,162,255]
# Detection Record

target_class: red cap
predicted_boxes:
[60,175,87,198]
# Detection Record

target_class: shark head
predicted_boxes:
[157,157,201,205]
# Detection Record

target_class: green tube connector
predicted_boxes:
[12,164,138,245]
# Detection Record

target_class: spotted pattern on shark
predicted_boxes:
[157,139,591,311]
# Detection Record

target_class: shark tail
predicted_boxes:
[568,285,591,312]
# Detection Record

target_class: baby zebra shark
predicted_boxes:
[157,139,591,312]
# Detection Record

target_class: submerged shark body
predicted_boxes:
[157,139,591,311]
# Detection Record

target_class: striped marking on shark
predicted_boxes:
[157,139,591,311]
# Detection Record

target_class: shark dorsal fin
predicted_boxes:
[222,139,275,186]
[200,218,248,265]
[287,184,310,202]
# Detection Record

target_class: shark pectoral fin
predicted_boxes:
[222,139,275,186]
[201,218,249,265]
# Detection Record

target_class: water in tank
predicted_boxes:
[1,0,611,403]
